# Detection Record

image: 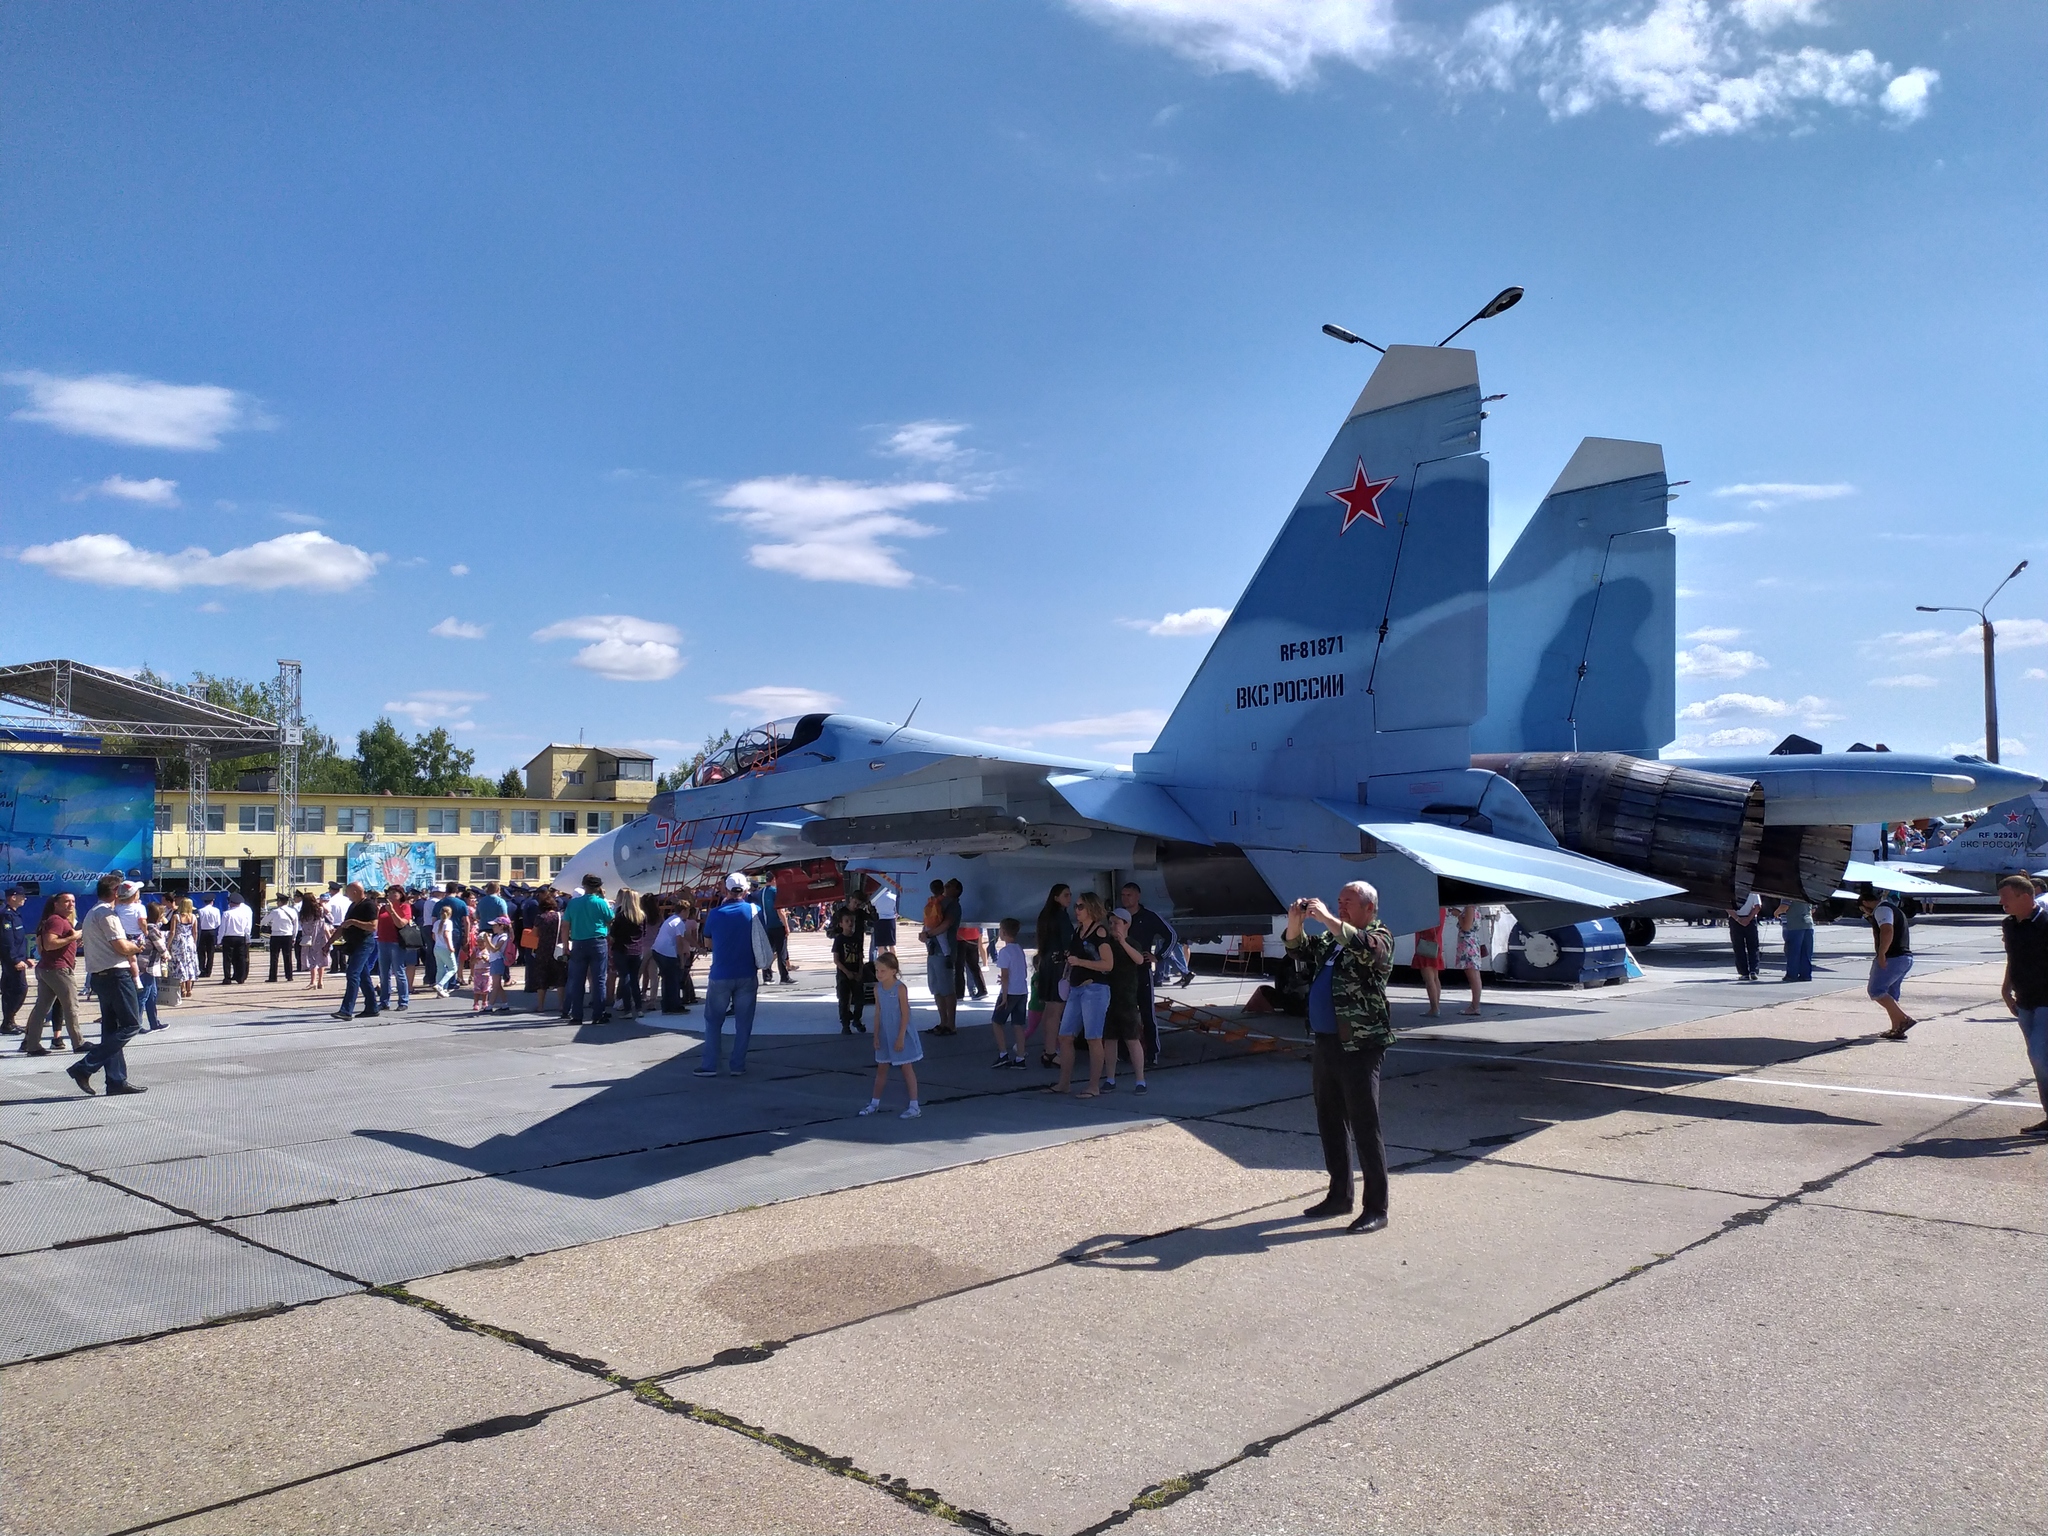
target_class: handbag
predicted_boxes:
[519,928,539,950]
[397,922,423,949]
[751,914,774,971]
[1415,935,1439,961]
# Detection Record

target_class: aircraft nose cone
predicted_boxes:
[553,830,618,894]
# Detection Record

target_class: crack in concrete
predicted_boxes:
[1066,1092,2003,1533]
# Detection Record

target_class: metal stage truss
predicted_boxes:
[0,658,289,892]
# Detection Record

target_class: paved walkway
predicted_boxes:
[2,920,2041,1533]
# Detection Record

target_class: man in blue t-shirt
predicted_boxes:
[475,883,508,927]
[562,874,614,1027]
[697,873,762,1077]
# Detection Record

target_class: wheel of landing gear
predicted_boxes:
[1619,916,1656,949]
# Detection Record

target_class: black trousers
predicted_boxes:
[219,935,249,985]
[267,934,295,982]
[836,972,865,1030]
[1312,1034,1388,1218]
[2,966,25,1028]
[1730,921,1760,978]
[762,925,791,983]
[197,930,216,976]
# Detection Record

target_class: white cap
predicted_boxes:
[1111,906,1132,923]
[724,872,750,891]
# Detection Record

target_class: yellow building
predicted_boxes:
[154,744,657,893]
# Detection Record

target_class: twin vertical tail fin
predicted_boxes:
[1139,346,1489,799]
[1471,438,1673,757]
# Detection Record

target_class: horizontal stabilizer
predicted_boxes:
[1046,774,1213,846]
[1317,802,1683,907]
[1838,861,1979,897]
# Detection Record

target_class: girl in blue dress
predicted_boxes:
[860,950,922,1120]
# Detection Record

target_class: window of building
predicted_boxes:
[469,808,501,835]
[256,859,276,882]
[470,856,501,881]
[383,807,418,834]
[336,807,372,835]
[436,857,462,883]
[509,855,540,881]
[549,811,579,835]
[508,809,539,835]
[154,804,173,832]
[237,804,277,833]
[549,855,568,876]
[291,805,325,834]
[424,808,460,835]
[288,857,325,884]
[194,805,226,834]
[562,769,585,786]
[600,758,654,781]
[584,811,614,835]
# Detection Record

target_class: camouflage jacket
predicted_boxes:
[1283,919,1395,1050]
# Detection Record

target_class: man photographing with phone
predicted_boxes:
[1282,881,1396,1235]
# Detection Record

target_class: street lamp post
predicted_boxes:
[1917,559,2028,764]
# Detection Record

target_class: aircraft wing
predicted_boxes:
[1837,860,1980,897]
[1315,802,1683,907]
[1046,774,1212,845]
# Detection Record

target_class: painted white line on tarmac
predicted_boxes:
[1390,1044,2029,1109]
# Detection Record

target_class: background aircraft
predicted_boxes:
[561,342,1681,936]
[1842,790,2048,901]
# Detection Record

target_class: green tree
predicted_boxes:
[355,718,418,794]
[657,728,732,793]
[128,666,354,790]
[411,728,478,795]
[496,767,526,798]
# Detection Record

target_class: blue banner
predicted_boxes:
[345,840,437,891]
[0,750,156,925]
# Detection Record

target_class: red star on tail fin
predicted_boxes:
[1328,459,1396,533]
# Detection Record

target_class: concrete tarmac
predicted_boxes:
[1,918,2041,1533]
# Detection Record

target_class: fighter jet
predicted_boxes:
[1843,791,2048,899]
[1469,437,2045,933]
[559,342,1681,936]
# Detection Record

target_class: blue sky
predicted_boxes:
[4,1,2043,775]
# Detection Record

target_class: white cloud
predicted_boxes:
[715,475,963,588]
[18,530,380,592]
[711,685,844,718]
[2025,668,2048,682]
[197,601,225,614]
[1795,695,1844,726]
[1676,642,1766,679]
[385,690,485,728]
[450,563,470,577]
[1882,65,1937,122]
[531,614,684,682]
[1669,516,1757,536]
[1660,746,1705,760]
[1878,619,2048,661]
[6,370,254,450]
[272,509,324,528]
[430,617,488,640]
[1943,736,2027,760]
[1869,673,1938,689]
[1711,480,1853,508]
[978,708,1169,749]
[1065,0,1402,89]
[93,475,179,507]
[880,421,970,465]
[1070,0,1938,140]
[1683,625,1743,643]
[1703,726,1776,748]
[1679,691,1786,720]
[1128,606,1230,637]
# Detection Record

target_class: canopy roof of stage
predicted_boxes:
[0,658,280,758]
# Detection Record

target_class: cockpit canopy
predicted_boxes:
[690,714,829,787]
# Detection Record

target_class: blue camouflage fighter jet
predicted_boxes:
[557,342,1682,935]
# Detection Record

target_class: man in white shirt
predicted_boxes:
[265,894,300,982]
[1726,891,1763,982]
[324,882,351,927]
[195,898,221,977]
[216,892,253,985]
[869,875,900,959]
[651,904,693,1016]
[68,872,146,1097]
